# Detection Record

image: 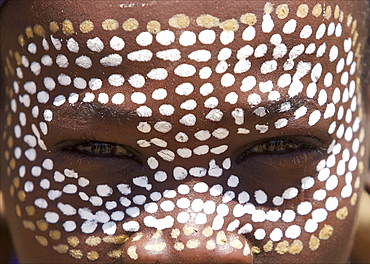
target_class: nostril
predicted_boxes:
[120,228,254,264]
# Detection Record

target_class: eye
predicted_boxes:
[59,141,136,158]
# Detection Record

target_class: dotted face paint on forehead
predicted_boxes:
[1,1,368,263]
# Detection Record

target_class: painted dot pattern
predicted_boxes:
[1,2,366,262]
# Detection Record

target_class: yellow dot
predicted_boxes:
[53,244,69,254]
[9,185,14,197]
[264,2,274,14]
[240,13,257,26]
[49,21,59,33]
[196,14,220,28]
[33,24,45,37]
[14,52,22,66]
[4,150,10,162]
[275,241,289,254]
[18,190,26,202]
[7,136,13,148]
[15,204,21,217]
[169,14,190,29]
[312,3,322,17]
[288,240,303,254]
[251,246,261,254]
[127,246,138,260]
[339,11,344,22]
[334,5,340,20]
[102,19,119,31]
[323,6,332,20]
[10,158,16,170]
[170,228,180,239]
[22,220,36,231]
[174,242,184,251]
[202,226,213,238]
[87,251,99,261]
[351,193,358,206]
[309,235,320,251]
[62,19,74,35]
[25,26,34,38]
[186,239,200,249]
[147,20,161,34]
[347,14,353,27]
[296,4,309,18]
[336,206,348,220]
[107,249,123,259]
[49,230,62,240]
[263,240,273,252]
[35,235,48,246]
[80,20,94,33]
[220,19,239,32]
[122,18,139,31]
[85,236,102,246]
[276,4,289,19]
[69,249,83,259]
[18,35,26,46]
[26,205,36,216]
[68,236,80,247]
[36,220,49,231]
[319,224,334,240]
[12,176,20,188]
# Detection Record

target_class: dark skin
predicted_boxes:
[1,0,370,263]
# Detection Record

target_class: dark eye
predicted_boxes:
[249,139,307,154]
[60,141,135,158]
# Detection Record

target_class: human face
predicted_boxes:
[0,0,369,263]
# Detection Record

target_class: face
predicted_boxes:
[1,0,369,263]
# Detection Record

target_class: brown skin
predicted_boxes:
[1,0,370,263]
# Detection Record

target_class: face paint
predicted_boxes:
[0,1,368,263]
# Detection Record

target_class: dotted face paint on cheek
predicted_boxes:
[1,1,367,263]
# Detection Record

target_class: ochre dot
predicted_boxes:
[251,246,261,254]
[183,225,198,236]
[230,238,243,249]
[102,234,129,244]
[169,14,190,28]
[4,151,10,162]
[336,206,348,220]
[318,225,334,240]
[220,19,239,32]
[7,136,13,148]
[240,13,257,25]
[174,242,184,251]
[9,185,14,197]
[68,236,80,247]
[62,19,75,35]
[85,236,101,246]
[36,220,49,231]
[53,244,69,254]
[14,52,22,66]
[196,14,220,28]
[49,21,59,33]
[312,3,323,17]
[87,251,99,261]
[152,230,163,239]
[127,246,138,260]
[276,4,289,19]
[339,11,344,22]
[35,235,48,246]
[26,205,36,216]
[296,4,309,18]
[275,241,289,255]
[102,19,119,30]
[33,24,45,37]
[107,249,123,259]
[18,35,26,46]
[206,240,216,250]
[123,18,139,31]
[323,6,332,20]
[18,190,26,202]
[80,20,94,33]
[263,240,273,252]
[12,176,20,188]
[186,239,200,249]
[15,204,21,217]
[288,240,303,254]
[147,20,161,34]
[202,226,213,237]
[25,26,34,38]
[334,5,340,19]
[216,231,227,245]
[264,2,274,14]
[347,14,353,27]
[49,230,62,240]
[170,228,180,239]
[309,235,320,251]
[132,232,143,242]
[22,220,36,231]
[69,249,83,259]
[351,193,358,206]
[10,158,16,170]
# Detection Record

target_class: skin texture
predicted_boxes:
[1,0,370,263]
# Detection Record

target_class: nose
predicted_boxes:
[120,225,253,263]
